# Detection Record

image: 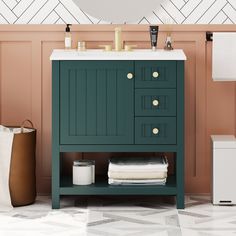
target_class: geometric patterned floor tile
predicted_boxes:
[1,195,236,235]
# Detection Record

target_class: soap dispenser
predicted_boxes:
[65,24,72,49]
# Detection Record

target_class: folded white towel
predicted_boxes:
[108,171,167,179]
[109,166,168,172]
[109,156,168,172]
[110,156,168,166]
[108,178,166,185]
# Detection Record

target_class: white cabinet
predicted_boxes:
[212,135,236,205]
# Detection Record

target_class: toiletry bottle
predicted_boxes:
[164,36,173,50]
[65,24,72,49]
[150,25,159,51]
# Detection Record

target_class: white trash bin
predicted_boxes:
[211,135,236,205]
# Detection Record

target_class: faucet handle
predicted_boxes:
[124,45,137,51]
[99,45,112,51]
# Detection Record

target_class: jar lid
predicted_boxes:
[73,160,95,166]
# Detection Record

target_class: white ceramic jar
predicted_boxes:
[73,160,95,185]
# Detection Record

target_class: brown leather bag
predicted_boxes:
[9,120,36,207]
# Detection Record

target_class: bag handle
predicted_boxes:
[21,119,34,133]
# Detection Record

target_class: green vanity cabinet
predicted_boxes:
[51,50,185,210]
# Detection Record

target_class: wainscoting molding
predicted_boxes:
[0,25,235,194]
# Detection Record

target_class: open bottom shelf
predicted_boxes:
[60,175,177,195]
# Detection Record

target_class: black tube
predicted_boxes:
[150,25,159,50]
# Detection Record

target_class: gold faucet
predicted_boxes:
[115,27,122,51]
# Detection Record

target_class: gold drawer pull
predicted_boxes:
[127,73,134,80]
[152,128,159,135]
[152,99,159,106]
[152,71,159,78]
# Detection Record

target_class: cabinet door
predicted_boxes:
[60,61,134,144]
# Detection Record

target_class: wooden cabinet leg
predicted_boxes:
[176,150,185,209]
[52,192,60,209]
[52,149,60,209]
[176,194,184,209]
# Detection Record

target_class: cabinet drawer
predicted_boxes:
[135,89,176,116]
[135,61,176,88]
[135,117,176,144]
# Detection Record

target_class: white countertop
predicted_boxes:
[50,49,186,61]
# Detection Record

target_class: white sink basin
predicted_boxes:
[50,49,186,61]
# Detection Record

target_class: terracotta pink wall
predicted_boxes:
[0,25,236,194]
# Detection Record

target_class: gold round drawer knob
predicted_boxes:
[152,99,159,106]
[127,73,134,80]
[152,128,159,135]
[153,71,159,78]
